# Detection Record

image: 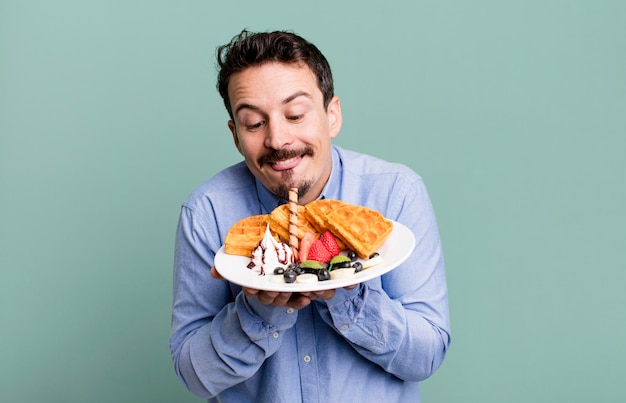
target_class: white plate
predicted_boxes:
[214,221,415,292]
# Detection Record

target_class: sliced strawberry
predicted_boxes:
[299,232,318,263]
[320,230,341,257]
[307,239,332,264]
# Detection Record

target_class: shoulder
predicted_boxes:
[335,146,422,181]
[334,145,423,192]
[332,146,428,220]
[182,161,256,214]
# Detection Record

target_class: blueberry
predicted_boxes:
[352,262,363,273]
[347,251,358,261]
[273,267,285,275]
[317,269,330,281]
[283,270,297,283]
[330,261,351,270]
[294,265,305,275]
[369,252,380,259]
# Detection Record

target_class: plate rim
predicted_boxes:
[214,220,415,292]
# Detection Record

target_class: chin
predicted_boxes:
[270,178,313,201]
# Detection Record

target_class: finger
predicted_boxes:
[210,267,223,280]
[271,292,293,307]
[257,291,280,305]
[242,287,260,297]
[287,294,312,310]
[318,289,336,300]
[299,289,335,301]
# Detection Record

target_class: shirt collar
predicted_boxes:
[255,177,283,214]
[319,145,342,200]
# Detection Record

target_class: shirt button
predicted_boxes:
[272,332,279,339]
[286,308,295,314]
[303,355,312,363]
[341,324,349,330]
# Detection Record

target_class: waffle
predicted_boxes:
[304,199,349,249]
[304,199,350,233]
[224,214,273,257]
[325,205,393,258]
[269,204,320,242]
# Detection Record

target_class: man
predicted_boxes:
[170,29,450,402]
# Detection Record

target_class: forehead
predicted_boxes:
[228,62,322,112]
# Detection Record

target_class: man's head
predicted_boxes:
[217,30,335,120]
[217,30,342,204]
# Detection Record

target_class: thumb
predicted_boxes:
[210,266,224,280]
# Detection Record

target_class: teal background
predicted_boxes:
[1,1,624,402]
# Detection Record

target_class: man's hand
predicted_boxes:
[211,266,353,310]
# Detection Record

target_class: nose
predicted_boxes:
[264,118,294,149]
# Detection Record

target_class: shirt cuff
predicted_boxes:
[319,283,364,322]
[237,293,298,340]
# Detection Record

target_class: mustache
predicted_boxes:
[257,146,314,166]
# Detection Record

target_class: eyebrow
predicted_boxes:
[283,90,312,105]
[234,91,313,115]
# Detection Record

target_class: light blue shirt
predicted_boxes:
[170,145,450,402]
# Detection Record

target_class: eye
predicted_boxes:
[287,114,304,122]
[245,121,264,131]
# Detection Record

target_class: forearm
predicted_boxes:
[315,196,451,381]
[171,205,300,397]
[318,282,450,382]
[172,292,298,398]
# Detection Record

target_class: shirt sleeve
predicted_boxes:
[315,176,451,382]
[170,205,298,398]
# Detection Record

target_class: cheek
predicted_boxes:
[237,139,263,161]
[296,128,321,146]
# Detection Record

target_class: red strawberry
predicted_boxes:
[299,232,318,263]
[320,231,341,257]
[307,239,332,263]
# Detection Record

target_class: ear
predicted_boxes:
[326,96,342,139]
[228,120,243,155]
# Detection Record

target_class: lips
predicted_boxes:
[259,146,314,171]
[269,155,302,171]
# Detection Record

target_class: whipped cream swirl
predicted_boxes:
[248,224,294,275]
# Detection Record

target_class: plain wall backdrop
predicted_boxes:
[1,1,625,402]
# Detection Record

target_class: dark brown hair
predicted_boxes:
[216,29,334,119]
